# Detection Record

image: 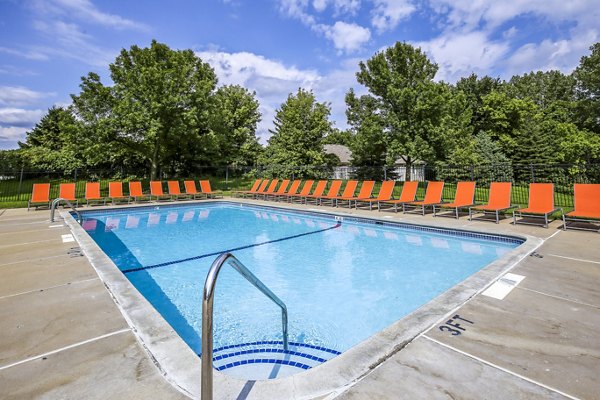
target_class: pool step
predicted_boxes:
[209,341,341,380]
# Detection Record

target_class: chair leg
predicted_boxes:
[562,215,567,230]
[496,210,499,224]
[455,207,459,219]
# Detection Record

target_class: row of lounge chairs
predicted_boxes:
[28,180,222,210]
[234,179,600,230]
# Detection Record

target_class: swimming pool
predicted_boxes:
[79,202,522,380]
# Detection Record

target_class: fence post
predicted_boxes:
[17,165,24,201]
[383,166,387,180]
[530,164,535,183]
[470,165,475,181]
[74,168,78,183]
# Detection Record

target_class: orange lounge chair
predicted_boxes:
[378,181,419,212]
[168,181,189,200]
[109,182,129,204]
[85,182,105,206]
[307,180,342,205]
[403,181,444,215]
[150,181,171,201]
[300,180,327,203]
[129,181,150,203]
[469,182,513,224]
[356,180,396,210]
[513,183,560,228]
[58,182,78,207]
[287,180,314,202]
[28,183,51,210]
[273,179,301,201]
[199,180,223,199]
[184,180,202,199]
[266,179,290,201]
[337,181,375,208]
[257,179,279,200]
[433,181,476,219]
[320,180,357,207]
[562,183,600,232]
[243,179,270,198]
[232,179,262,198]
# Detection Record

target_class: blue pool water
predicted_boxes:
[80,202,520,376]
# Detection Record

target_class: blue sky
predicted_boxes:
[0,0,598,149]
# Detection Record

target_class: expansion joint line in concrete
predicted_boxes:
[517,286,600,309]
[0,277,101,300]
[546,253,600,265]
[422,335,581,400]
[0,253,66,269]
[0,328,131,371]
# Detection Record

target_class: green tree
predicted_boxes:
[261,88,333,177]
[345,91,388,179]
[209,85,262,167]
[71,40,217,179]
[574,42,600,133]
[456,74,503,135]
[349,42,470,179]
[19,106,83,172]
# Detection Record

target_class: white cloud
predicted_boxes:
[414,31,510,82]
[31,20,118,67]
[277,0,370,52]
[0,86,53,106]
[320,21,371,53]
[197,50,359,143]
[0,126,28,143]
[0,46,49,61]
[0,108,45,126]
[312,0,361,15]
[371,0,416,32]
[30,0,149,31]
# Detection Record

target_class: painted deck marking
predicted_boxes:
[423,335,581,400]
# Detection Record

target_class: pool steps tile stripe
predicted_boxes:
[422,335,581,400]
[120,221,342,274]
[199,341,341,373]
[216,358,312,371]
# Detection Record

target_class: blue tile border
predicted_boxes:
[212,348,328,363]
[75,200,525,245]
[214,358,312,371]
[211,340,341,356]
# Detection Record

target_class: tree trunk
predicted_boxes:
[150,137,160,181]
[405,156,412,181]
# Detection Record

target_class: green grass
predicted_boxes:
[0,177,575,216]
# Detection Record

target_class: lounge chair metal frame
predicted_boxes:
[402,181,444,215]
[513,183,560,228]
[561,184,600,232]
[432,182,476,219]
[468,182,514,224]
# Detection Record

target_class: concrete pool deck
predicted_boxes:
[0,201,598,399]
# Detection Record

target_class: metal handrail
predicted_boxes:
[50,198,82,223]
[202,252,289,400]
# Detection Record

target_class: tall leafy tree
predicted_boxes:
[574,42,600,133]
[261,88,333,177]
[209,85,262,166]
[19,106,83,172]
[348,42,471,179]
[456,74,503,135]
[71,40,217,179]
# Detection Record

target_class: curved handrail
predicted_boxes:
[202,252,289,400]
[50,197,81,223]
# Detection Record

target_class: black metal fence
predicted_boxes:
[1,163,599,208]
